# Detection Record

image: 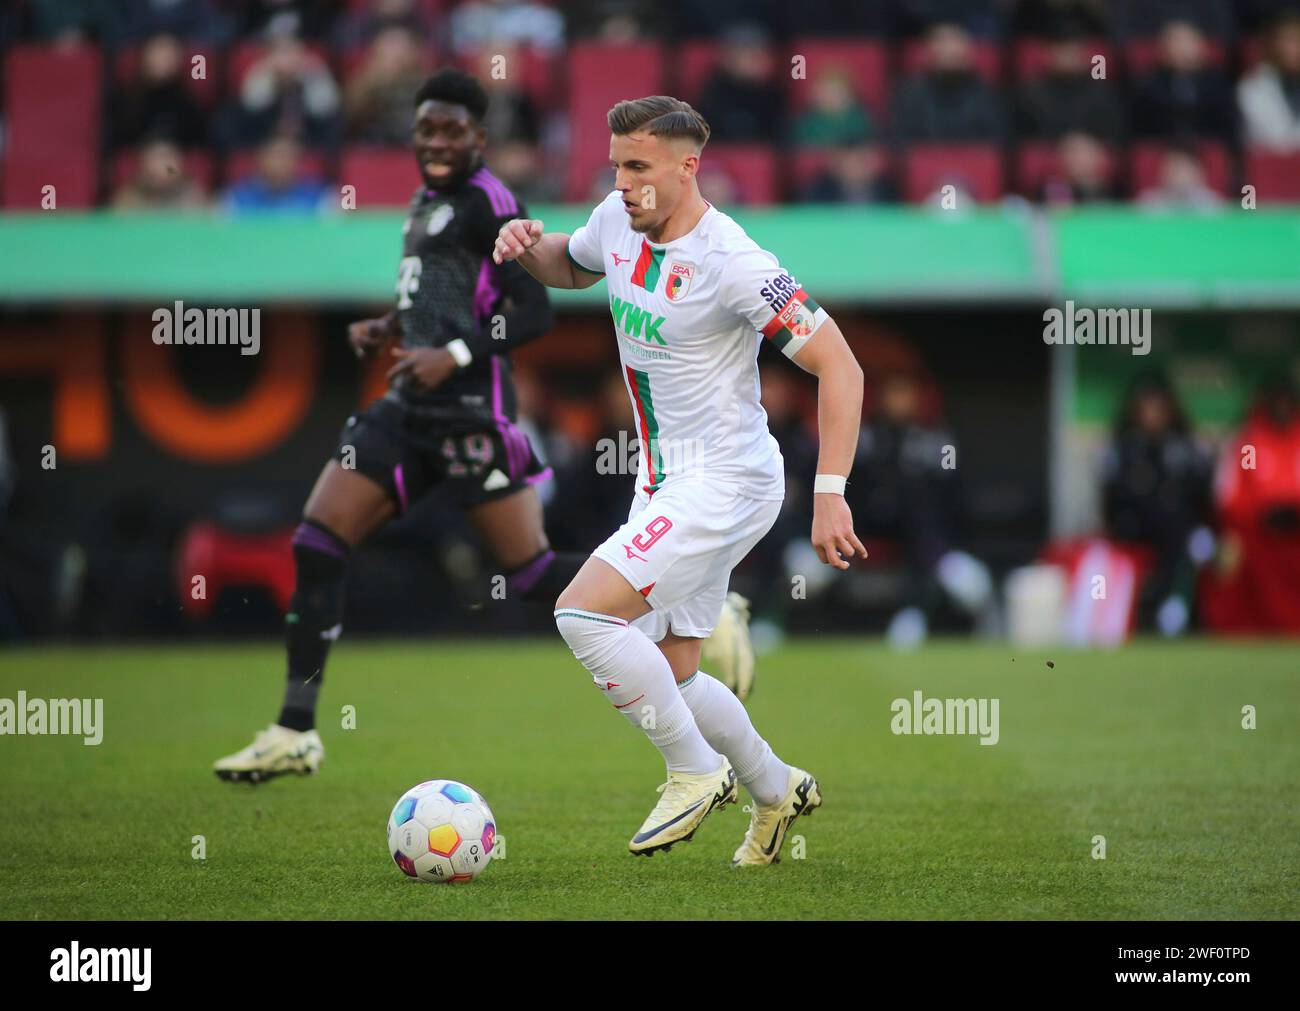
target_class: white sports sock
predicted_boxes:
[555,609,720,775]
[678,671,789,806]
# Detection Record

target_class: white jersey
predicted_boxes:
[566,191,829,502]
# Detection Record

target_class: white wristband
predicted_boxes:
[814,474,847,495]
[445,338,473,368]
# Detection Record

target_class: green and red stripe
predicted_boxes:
[630,239,664,292]
[761,288,821,351]
[625,365,666,495]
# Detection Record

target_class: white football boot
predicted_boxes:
[628,757,738,856]
[732,766,822,867]
[213,724,324,783]
[702,591,756,700]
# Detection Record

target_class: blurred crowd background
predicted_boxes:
[5,0,1300,210]
[1,1,1299,649]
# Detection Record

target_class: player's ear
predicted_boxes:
[680,152,699,182]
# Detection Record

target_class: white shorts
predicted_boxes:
[591,477,782,640]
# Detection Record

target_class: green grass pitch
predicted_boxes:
[1,638,1296,920]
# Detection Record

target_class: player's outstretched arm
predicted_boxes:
[790,317,869,570]
[493,219,602,290]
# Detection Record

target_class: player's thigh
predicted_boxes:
[303,460,397,546]
[657,632,704,683]
[465,486,550,571]
[554,556,652,623]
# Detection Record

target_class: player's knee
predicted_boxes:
[290,521,350,624]
[554,608,626,666]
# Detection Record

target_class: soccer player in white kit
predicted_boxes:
[493,96,866,865]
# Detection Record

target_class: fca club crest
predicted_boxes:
[664,260,695,301]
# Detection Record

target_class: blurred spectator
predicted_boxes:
[334,0,436,49]
[666,0,780,39]
[893,0,1006,39]
[1011,0,1110,38]
[1237,12,1300,152]
[1132,20,1235,141]
[1137,144,1225,209]
[343,26,427,144]
[892,23,1008,142]
[111,33,208,150]
[1039,131,1121,205]
[696,164,742,206]
[1111,0,1235,42]
[111,138,209,209]
[799,144,896,204]
[564,0,659,41]
[233,0,343,40]
[226,36,341,149]
[1207,380,1300,633]
[848,371,992,648]
[697,24,785,144]
[473,46,542,145]
[791,67,878,147]
[1101,374,1214,635]
[1016,34,1125,142]
[116,0,231,43]
[488,140,560,202]
[450,0,565,56]
[222,134,328,213]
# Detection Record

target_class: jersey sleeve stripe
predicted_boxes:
[761,288,827,357]
[470,168,518,217]
[566,241,605,275]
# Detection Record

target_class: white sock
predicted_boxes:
[678,671,789,806]
[555,609,720,775]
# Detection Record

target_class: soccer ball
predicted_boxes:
[387,779,497,884]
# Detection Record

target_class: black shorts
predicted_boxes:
[334,396,550,511]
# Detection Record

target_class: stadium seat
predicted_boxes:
[701,144,778,205]
[2,45,102,209]
[339,147,420,207]
[226,40,334,94]
[675,40,722,106]
[1242,149,1300,202]
[114,43,220,109]
[1014,141,1118,198]
[786,39,890,122]
[901,38,1002,84]
[175,521,295,621]
[111,150,216,192]
[564,41,664,200]
[901,144,1005,203]
[1011,37,1115,80]
[1131,140,1233,196]
[453,46,561,114]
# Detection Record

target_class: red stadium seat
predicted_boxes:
[901,38,1002,84]
[2,45,102,208]
[339,147,420,207]
[786,39,889,121]
[1125,37,1227,77]
[111,149,215,192]
[701,144,778,205]
[791,148,835,192]
[175,522,295,621]
[901,144,1005,203]
[1012,37,1115,81]
[1131,140,1232,196]
[1014,140,1119,198]
[114,43,220,108]
[453,46,562,114]
[1242,149,1300,202]
[675,40,722,106]
[564,41,664,200]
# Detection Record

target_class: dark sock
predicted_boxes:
[506,549,585,603]
[277,520,349,732]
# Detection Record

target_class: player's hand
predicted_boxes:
[811,494,868,570]
[387,346,457,391]
[347,317,393,359]
[493,218,543,265]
